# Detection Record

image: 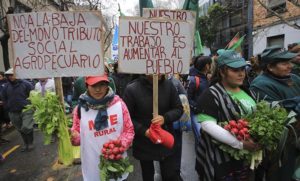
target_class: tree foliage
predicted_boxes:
[198,3,225,48]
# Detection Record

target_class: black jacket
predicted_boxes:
[1,80,33,112]
[123,76,183,161]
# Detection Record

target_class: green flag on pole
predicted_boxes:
[183,0,199,30]
[195,30,203,55]
[229,35,245,53]
[183,0,200,55]
[225,32,240,50]
[139,0,154,16]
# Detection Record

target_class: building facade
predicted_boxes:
[253,0,300,55]
[199,0,250,58]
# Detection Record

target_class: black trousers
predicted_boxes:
[173,129,183,172]
[139,154,182,181]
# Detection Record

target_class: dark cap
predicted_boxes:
[217,50,247,68]
[261,45,297,64]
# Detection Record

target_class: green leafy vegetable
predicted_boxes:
[99,155,133,181]
[245,101,288,151]
[24,91,73,165]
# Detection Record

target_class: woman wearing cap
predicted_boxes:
[250,46,300,181]
[195,50,260,180]
[122,75,183,181]
[70,75,134,181]
[250,45,300,102]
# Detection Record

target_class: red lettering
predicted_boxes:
[44,55,51,69]
[28,42,36,55]
[43,13,49,26]
[164,59,172,74]
[58,41,66,53]
[146,59,154,74]
[80,55,89,68]
[72,54,80,67]
[88,120,94,130]
[70,42,77,53]
[92,55,100,68]
[99,130,104,136]
[177,60,183,73]
[57,55,66,68]
[77,13,86,25]
[109,114,118,125]
[15,57,22,69]
[28,15,34,27]
[103,130,108,135]
[52,13,60,26]
[60,14,68,26]
[45,40,53,54]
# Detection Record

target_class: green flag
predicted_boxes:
[139,0,154,16]
[229,35,245,53]
[225,32,240,50]
[183,0,199,11]
[195,30,203,56]
[183,0,199,30]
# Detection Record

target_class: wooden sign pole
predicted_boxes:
[54,77,65,111]
[153,74,158,118]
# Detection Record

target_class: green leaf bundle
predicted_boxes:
[246,101,288,151]
[24,91,73,165]
[99,155,133,181]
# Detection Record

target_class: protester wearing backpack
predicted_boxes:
[186,56,212,144]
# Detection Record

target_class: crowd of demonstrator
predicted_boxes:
[1,43,300,181]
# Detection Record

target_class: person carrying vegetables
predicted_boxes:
[250,46,300,181]
[70,74,134,181]
[195,50,260,181]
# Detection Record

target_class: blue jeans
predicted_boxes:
[64,94,73,106]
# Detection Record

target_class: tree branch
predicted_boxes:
[103,28,113,53]
[257,0,300,29]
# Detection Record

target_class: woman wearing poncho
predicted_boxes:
[195,50,260,181]
[250,45,300,181]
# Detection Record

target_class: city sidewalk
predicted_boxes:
[0,128,198,181]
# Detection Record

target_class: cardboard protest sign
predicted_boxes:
[143,8,196,29]
[118,16,193,74]
[7,11,105,78]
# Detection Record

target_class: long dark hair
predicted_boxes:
[209,65,227,86]
[194,55,212,72]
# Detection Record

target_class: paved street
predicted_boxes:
[0,128,198,181]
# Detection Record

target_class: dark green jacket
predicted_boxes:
[250,73,300,102]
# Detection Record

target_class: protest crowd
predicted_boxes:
[0,2,300,181]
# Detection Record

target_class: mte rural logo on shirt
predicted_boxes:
[88,114,118,137]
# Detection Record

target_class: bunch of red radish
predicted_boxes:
[224,119,250,141]
[101,140,126,160]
